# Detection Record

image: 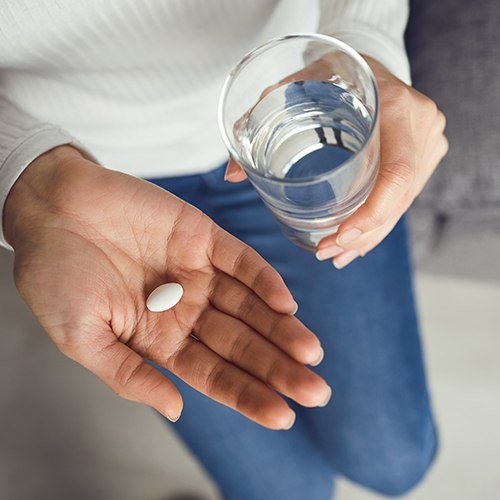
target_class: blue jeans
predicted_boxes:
[149,164,437,500]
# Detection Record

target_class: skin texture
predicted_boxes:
[225,55,449,268]
[3,145,331,430]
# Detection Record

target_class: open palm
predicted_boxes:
[8,147,330,429]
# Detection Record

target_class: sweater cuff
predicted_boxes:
[0,126,78,251]
[324,25,411,85]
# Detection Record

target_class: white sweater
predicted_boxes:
[0,0,410,247]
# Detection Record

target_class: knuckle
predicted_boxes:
[140,376,168,403]
[422,96,438,115]
[194,307,211,333]
[266,314,285,342]
[237,292,257,320]
[365,206,387,228]
[113,351,143,390]
[382,85,412,115]
[380,160,415,189]
[113,363,158,402]
[264,359,282,387]
[205,360,227,396]
[234,381,255,414]
[231,246,250,275]
[437,110,447,130]
[383,82,412,106]
[252,265,272,293]
[227,330,253,364]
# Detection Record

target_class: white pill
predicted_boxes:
[146,283,184,312]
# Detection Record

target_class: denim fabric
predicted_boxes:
[149,164,437,500]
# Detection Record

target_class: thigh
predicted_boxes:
[204,171,437,495]
[158,375,334,500]
[148,173,334,500]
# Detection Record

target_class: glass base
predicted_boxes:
[270,187,372,252]
[281,224,339,252]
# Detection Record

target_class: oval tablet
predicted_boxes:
[146,283,184,312]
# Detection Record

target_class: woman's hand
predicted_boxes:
[4,146,330,430]
[316,56,448,267]
[225,56,448,268]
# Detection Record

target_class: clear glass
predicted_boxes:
[219,34,379,251]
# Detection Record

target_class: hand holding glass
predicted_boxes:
[219,34,380,251]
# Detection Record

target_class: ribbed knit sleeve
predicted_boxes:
[0,96,77,250]
[318,0,411,84]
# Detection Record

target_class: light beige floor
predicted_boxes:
[1,249,499,500]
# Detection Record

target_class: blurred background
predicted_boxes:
[1,1,500,499]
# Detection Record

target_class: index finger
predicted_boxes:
[209,227,297,315]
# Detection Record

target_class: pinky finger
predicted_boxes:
[317,215,400,268]
[60,333,183,422]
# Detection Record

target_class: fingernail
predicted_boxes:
[283,411,296,430]
[310,347,324,366]
[291,301,299,315]
[337,227,362,246]
[224,169,237,181]
[318,386,332,407]
[315,245,344,261]
[333,250,359,269]
[166,411,182,423]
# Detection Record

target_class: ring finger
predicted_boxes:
[194,306,331,408]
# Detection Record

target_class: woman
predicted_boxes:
[0,1,447,498]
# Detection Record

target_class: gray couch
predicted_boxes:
[406,0,500,281]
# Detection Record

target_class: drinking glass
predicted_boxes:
[218,34,379,251]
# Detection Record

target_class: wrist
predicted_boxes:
[3,145,85,248]
[361,55,407,89]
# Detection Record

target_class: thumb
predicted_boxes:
[224,157,248,183]
[59,331,184,423]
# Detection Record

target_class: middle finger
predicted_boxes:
[210,271,323,366]
[194,306,331,408]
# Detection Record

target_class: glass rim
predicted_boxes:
[218,32,380,186]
